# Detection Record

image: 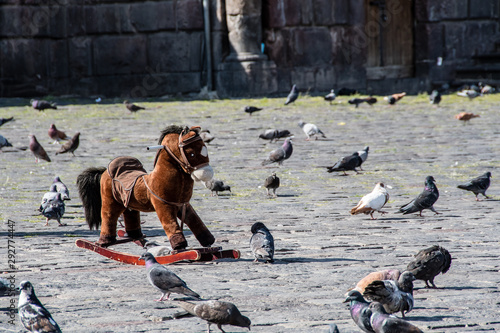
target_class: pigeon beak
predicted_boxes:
[386,185,393,189]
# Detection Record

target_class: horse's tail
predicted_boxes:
[77,167,106,230]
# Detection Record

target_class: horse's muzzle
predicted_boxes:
[191,164,214,182]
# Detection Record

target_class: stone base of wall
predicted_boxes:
[216,60,278,97]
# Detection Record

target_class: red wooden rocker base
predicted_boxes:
[75,232,240,265]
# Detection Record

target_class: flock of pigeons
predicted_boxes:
[2,84,496,332]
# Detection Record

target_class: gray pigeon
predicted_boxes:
[406,245,452,288]
[298,121,326,140]
[18,281,62,333]
[284,84,298,105]
[326,152,362,175]
[138,252,200,301]
[0,116,14,127]
[429,90,441,105]
[250,222,275,263]
[457,89,481,100]
[398,176,439,216]
[343,290,374,333]
[205,179,231,196]
[357,146,369,170]
[324,89,336,104]
[0,277,19,297]
[244,106,262,115]
[52,176,70,200]
[39,185,66,226]
[176,300,251,333]
[55,132,80,156]
[0,134,13,150]
[29,135,51,163]
[328,323,340,333]
[262,138,293,166]
[31,99,57,111]
[457,172,492,201]
[369,302,423,333]
[48,124,69,144]
[124,100,145,112]
[363,271,415,318]
[264,172,280,197]
[259,129,291,143]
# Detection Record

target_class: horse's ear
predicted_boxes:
[190,126,201,134]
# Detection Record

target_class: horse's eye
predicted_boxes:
[191,153,194,157]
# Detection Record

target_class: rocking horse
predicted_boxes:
[76,125,239,265]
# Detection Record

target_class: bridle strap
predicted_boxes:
[161,130,209,174]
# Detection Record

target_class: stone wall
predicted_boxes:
[0,0,499,97]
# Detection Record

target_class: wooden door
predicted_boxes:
[365,0,414,79]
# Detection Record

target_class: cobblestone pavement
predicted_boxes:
[0,93,499,332]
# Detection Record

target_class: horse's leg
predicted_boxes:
[122,209,143,240]
[98,179,125,247]
[180,205,215,247]
[153,202,187,250]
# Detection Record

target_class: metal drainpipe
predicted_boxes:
[203,0,213,91]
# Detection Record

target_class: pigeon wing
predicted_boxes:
[20,303,61,333]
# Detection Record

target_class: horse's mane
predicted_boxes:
[157,125,188,144]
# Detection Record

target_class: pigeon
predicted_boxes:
[250,222,275,263]
[138,252,200,301]
[324,89,336,104]
[264,172,280,197]
[343,290,374,333]
[0,134,13,150]
[48,124,69,144]
[457,172,492,201]
[383,92,406,105]
[244,106,262,115]
[398,176,439,216]
[259,129,291,143]
[337,87,358,95]
[352,269,402,294]
[357,146,369,170]
[328,323,340,333]
[143,241,172,257]
[204,179,231,196]
[39,185,66,226]
[455,112,480,123]
[0,116,14,127]
[261,138,293,166]
[200,129,215,143]
[348,97,377,108]
[31,99,57,111]
[457,89,481,100]
[284,84,298,105]
[350,183,390,220]
[124,100,145,112]
[18,281,62,333]
[406,245,452,288]
[479,82,495,94]
[369,302,424,333]
[363,271,415,318]
[52,176,70,201]
[29,135,51,163]
[298,121,326,140]
[1,277,20,297]
[429,90,441,105]
[176,300,251,333]
[326,152,362,175]
[55,132,80,156]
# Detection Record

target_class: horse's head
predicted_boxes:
[158,125,214,182]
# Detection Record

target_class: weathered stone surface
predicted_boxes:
[48,39,69,78]
[68,37,92,78]
[85,4,133,34]
[263,0,286,28]
[66,5,86,36]
[216,60,277,97]
[312,0,334,25]
[148,32,202,72]
[470,0,498,18]
[93,35,147,75]
[130,1,175,32]
[176,0,204,30]
[283,0,302,26]
[290,27,332,67]
[440,1,468,20]
[415,23,444,61]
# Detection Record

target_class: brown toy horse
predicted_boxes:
[77,125,215,250]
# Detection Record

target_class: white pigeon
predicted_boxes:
[457,89,481,100]
[350,182,389,219]
[298,121,326,140]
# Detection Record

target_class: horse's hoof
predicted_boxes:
[97,236,117,248]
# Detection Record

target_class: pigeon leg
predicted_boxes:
[156,292,170,301]
[217,323,226,333]
[44,218,50,226]
[207,323,212,333]
[57,219,67,227]
[273,189,277,198]
[430,206,440,215]
[369,212,375,220]
[430,279,437,288]
[483,194,491,199]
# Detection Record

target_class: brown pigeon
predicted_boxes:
[455,112,480,123]
[55,132,80,156]
[176,300,251,333]
[350,183,390,220]
[31,99,57,111]
[124,100,145,112]
[48,124,70,144]
[406,245,451,288]
[383,92,406,105]
[352,269,401,294]
[264,173,280,197]
[369,302,423,333]
[29,135,51,163]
